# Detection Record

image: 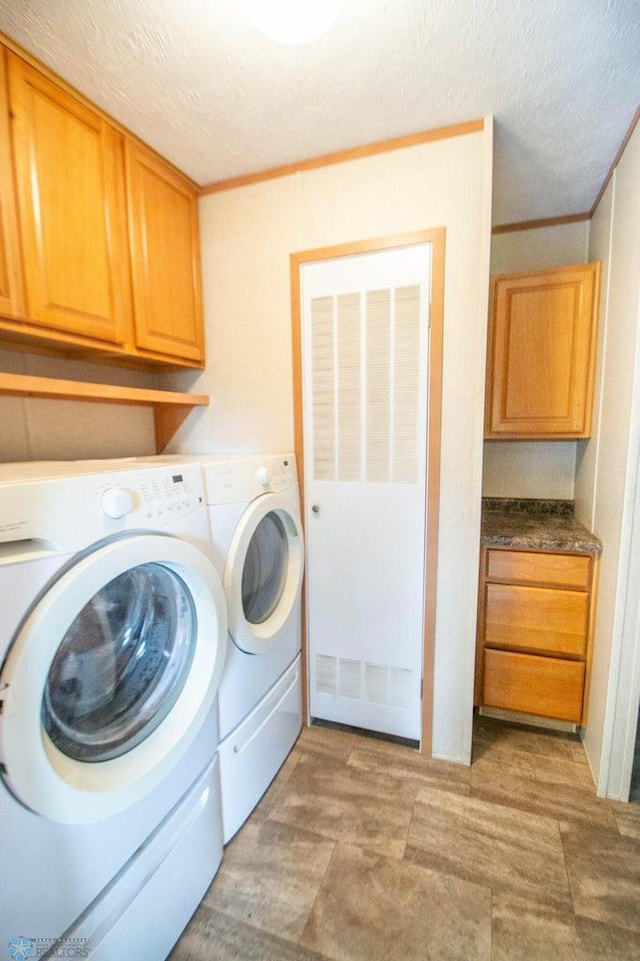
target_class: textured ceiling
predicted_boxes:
[0,0,638,225]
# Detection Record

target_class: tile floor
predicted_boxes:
[169,716,640,961]
[631,708,640,803]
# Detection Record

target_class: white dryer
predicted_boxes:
[202,454,304,842]
[0,460,227,960]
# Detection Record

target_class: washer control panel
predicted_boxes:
[139,470,195,519]
[101,487,134,519]
[94,465,203,525]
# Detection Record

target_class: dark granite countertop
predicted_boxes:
[481,498,602,554]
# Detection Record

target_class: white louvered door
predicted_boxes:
[301,244,431,741]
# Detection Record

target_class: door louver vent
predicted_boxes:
[314,653,413,711]
[310,296,336,481]
[337,293,361,482]
[310,285,422,485]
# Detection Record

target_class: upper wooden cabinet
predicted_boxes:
[0,44,204,369]
[126,141,204,363]
[485,263,600,439]
[0,50,25,320]
[8,51,132,347]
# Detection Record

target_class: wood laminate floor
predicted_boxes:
[169,716,640,961]
[630,709,640,803]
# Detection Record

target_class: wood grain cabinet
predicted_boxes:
[0,49,25,320]
[485,263,600,439]
[475,547,598,723]
[0,45,204,369]
[7,50,132,348]
[126,141,204,364]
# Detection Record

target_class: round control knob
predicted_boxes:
[256,466,272,487]
[101,488,134,519]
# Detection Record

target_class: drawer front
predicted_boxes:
[483,649,585,722]
[486,549,591,589]
[485,583,589,656]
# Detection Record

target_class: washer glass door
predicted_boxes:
[0,533,227,823]
[43,562,196,763]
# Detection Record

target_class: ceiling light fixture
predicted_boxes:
[242,0,340,45]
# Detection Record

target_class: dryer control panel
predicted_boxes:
[203,454,298,505]
[255,459,297,492]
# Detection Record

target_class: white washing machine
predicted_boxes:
[0,459,227,960]
[201,454,304,842]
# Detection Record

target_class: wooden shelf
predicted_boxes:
[0,372,208,452]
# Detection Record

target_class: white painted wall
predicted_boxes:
[0,352,156,462]
[160,123,494,763]
[574,121,640,796]
[483,220,590,499]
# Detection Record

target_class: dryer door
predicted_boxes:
[224,492,304,654]
[0,534,227,823]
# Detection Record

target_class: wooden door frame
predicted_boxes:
[290,227,445,755]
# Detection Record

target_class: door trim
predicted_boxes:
[290,227,445,755]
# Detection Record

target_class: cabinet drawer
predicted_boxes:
[483,649,585,722]
[486,549,591,589]
[485,583,588,655]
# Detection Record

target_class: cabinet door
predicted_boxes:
[8,53,132,344]
[0,49,25,319]
[485,263,599,438]
[126,142,204,363]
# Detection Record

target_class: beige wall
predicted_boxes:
[0,352,156,462]
[482,441,576,499]
[575,121,640,794]
[490,221,589,275]
[161,123,494,763]
[483,220,590,499]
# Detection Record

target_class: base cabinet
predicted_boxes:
[475,547,598,724]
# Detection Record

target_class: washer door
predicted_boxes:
[224,492,303,654]
[0,534,227,823]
